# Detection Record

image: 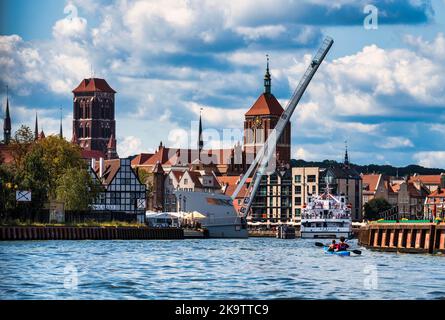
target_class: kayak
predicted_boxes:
[323,246,350,256]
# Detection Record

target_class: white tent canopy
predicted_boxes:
[145,211,182,219]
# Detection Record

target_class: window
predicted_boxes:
[312,185,316,194]
[295,208,301,216]
[294,175,301,183]
[295,197,302,205]
[294,185,301,194]
[307,175,316,183]
[184,178,188,184]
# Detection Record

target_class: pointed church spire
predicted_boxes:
[71,128,78,144]
[106,133,118,159]
[3,85,11,144]
[59,106,63,138]
[264,54,271,94]
[198,108,203,155]
[34,112,39,140]
[344,140,350,168]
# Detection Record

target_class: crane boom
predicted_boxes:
[232,36,334,218]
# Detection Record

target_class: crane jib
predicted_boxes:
[232,37,334,218]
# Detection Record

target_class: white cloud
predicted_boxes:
[413,151,445,169]
[294,147,307,160]
[380,137,414,149]
[117,136,142,158]
[52,16,88,40]
[235,25,286,40]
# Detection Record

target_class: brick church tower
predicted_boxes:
[243,57,291,165]
[72,78,118,158]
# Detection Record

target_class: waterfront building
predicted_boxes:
[89,157,147,221]
[424,183,445,219]
[72,78,118,159]
[390,181,429,217]
[409,174,445,193]
[291,167,320,221]
[362,174,390,204]
[319,150,363,221]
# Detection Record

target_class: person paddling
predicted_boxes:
[336,236,350,252]
[327,240,337,252]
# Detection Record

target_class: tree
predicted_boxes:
[137,169,153,199]
[14,135,90,210]
[0,164,16,214]
[9,125,35,170]
[55,168,101,211]
[364,198,392,221]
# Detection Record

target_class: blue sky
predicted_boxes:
[1,0,444,168]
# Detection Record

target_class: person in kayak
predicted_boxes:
[336,236,350,252]
[327,240,338,252]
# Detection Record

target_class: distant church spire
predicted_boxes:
[344,140,350,168]
[198,108,203,160]
[34,112,39,140]
[59,106,63,138]
[3,85,11,144]
[264,54,271,94]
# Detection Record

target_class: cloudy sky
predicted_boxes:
[1,0,444,168]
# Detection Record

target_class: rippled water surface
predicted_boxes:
[1,238,445,300]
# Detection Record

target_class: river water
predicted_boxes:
[1,238,444,300]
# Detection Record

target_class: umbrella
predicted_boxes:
[183,211,207,220]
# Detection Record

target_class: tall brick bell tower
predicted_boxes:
[243,56,291,165]
[72,78,118,158]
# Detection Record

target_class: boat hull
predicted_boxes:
[205,225,249,238]
[323,246,350,256]
[301,231,352,239]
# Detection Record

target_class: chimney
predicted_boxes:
[99,157,104,178]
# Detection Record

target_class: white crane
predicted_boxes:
[231,36,334,219]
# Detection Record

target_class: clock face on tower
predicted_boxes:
[253,116,262,129]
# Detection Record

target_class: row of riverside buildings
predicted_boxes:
[2,62,444,222]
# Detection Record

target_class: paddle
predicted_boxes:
[314,241,362,255]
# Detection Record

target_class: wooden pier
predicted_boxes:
[358,223,445,254]
[0,226,184,241]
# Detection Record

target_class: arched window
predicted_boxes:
[85,123,90,138]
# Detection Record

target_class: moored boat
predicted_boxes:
[174,190,249,238]
[300,185,353,239]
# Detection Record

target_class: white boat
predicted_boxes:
[300,186,352,239]
[174,191,248,238]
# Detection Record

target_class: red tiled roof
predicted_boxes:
[391,183,400,193]
[169,170,183,182]
[428,187,445,198]
[409,175,442,185]
[362,174,381,193]
[186,171,203,188]
[81,149,105,160]
[245,93,284,116]
[93,159,121,185]
[72,78,116,93]
[216,175,251,198]
[133,147,234,167]
[131,153,154,166]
